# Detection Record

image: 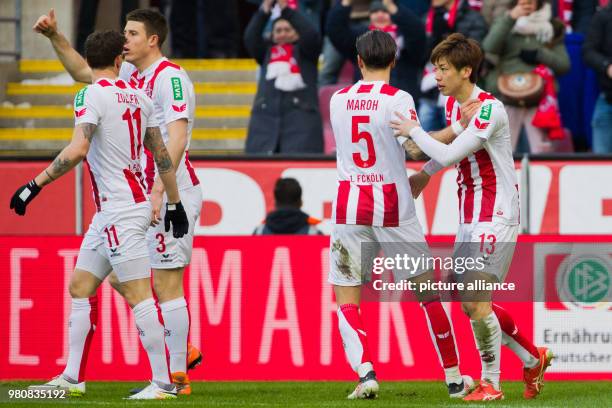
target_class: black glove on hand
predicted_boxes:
[164,201,189,238]
[519,49,539,65]
[10,180,42,216]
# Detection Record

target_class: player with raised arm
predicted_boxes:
[390,33,554,401]
[329,30,475,400]
[10,30,189,400]
[33,9,202,394]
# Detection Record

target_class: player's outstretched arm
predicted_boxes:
[9,124,93,215]
[402,98,482,161]
[144,126,189,238]
[391,113,485,167]
[33,9,92,83]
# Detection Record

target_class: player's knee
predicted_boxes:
[462,301,491,319]
[153,268,184,302]
[120,279,153,308]
[108,272,122,294]
[461,301,478,317]
[69,278,95,298]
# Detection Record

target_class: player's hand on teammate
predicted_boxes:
[459,99,482,128]
[33,9,58,38]
[10,180,42,216]
[408,171,430,199]
[164,201,189,238]
[390,111,421,137]
[150,190,163,226]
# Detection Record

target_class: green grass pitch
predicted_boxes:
[1,381,611,407]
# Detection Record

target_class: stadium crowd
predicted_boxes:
[75,0,611,155]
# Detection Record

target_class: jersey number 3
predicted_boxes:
[352,116,376,168]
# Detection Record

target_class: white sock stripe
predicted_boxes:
[132,298,157,317]
[160,297,187,312]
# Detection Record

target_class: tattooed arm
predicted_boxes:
[34,123,95,187]
[144,126,181,205]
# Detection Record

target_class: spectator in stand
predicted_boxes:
[583,2,612,153]
[253,178,322,235]
[170,0,240,58]
[483,0,570,153]
[75,0,138,55]
[319,0,371,86]
[419,0,488,130]
[326,0,426,101]
[481,0,512,25]
[244,0,323,154]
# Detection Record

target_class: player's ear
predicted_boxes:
[114,55,122,71]
[148,33,159,48]
[462,66,472,81]
[390,58,396,69]
[357,55,364,71]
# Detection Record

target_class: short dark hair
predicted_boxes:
[355,30,396,70]
[126,8,168,47]
[274,178,302,208]
[430,33,483,83]
[84,30,125,69]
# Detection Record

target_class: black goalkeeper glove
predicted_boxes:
[164,201,189,238]
[10,180,42,216]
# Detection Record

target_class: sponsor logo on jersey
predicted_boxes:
[171,77,183,100]
[479,103,492,120]
[409,108,417,121]
[172,103,187,112]
[75,108,87,118]
[75,87,87,107]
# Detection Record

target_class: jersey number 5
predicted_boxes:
[352,116,376,168]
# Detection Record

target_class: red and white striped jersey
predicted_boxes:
[74,77,157,211]
[330,80,418,227]
[119,57,199,192]
[445,86,519,225]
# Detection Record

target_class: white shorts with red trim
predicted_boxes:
[76,202,152,282]
[453,222,519,282]
[147,185,202,269]
[329,218,431,286]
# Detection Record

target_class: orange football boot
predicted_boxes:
[523,347,554,399]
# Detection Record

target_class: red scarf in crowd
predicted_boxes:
[531,65,565,139]
[368,23,403,56]
[557,0,573,31]
[425,0,460,34]
[266,43,306,92]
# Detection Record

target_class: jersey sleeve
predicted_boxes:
[389,92,419,146]
[463,101,499,140]
[140,91,159,129]
[156,70,191,125]
[74,86,103,127]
